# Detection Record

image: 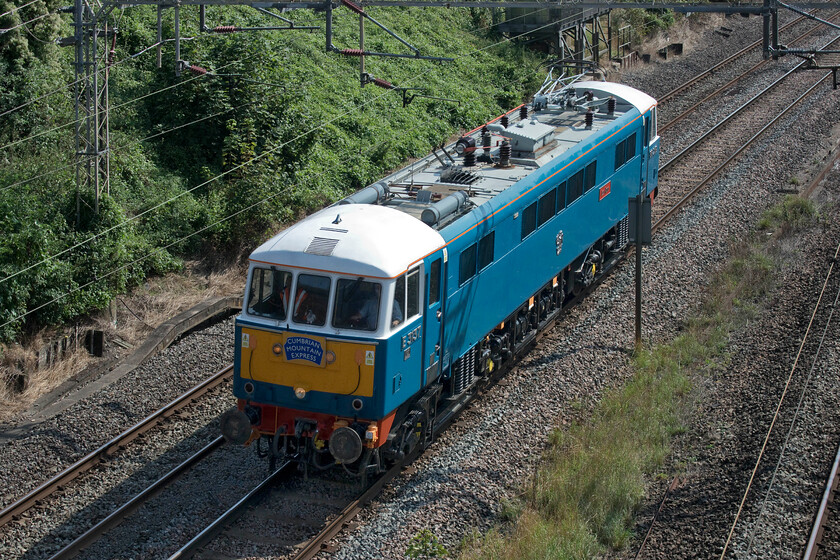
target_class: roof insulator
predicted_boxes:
[340,48,364,57]
[213,25,237,33]
[189,65,209,75]
[372,77,395,90]
[341,0,366,15]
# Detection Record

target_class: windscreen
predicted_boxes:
[246,267,292,320]
[332,278,382,331]
[292,274,331,326]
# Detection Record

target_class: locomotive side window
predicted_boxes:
[429,259,441,305]
[584,162,597,192]
[615,139,626,169]
[567,169,584,205]
[521,202,537,240]
[538,189,556,226]
[247,267,293,320]
[407,268,420,318]
[615,132,638,170]
[478,231,495,270]
[292,274,330,326]
[556,180,567,212]
[393,275,405,327]
[459,243,477,285]
[332,278,381,331]
[626,132,637,161]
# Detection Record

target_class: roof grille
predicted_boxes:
[319,226,349,233]
[305,237,340,256]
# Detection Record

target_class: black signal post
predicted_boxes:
[629,194,651,353]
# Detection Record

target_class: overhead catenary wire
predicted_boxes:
[0,87,291,194]
[0,7,569,291]
[0,38,244,153]
[0,0,39,19]
[0,37,191,121]
[0,10,50,34]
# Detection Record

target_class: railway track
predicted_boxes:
[805,440,840,560]
[658,11,840,136]
[0,365,233,532]
[653,32,840,228]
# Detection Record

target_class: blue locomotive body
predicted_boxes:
[220,79,659,474]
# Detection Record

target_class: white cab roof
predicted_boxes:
[574,80,656,113]
[250,204,445,279]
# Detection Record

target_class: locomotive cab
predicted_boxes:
[220,204,444,475]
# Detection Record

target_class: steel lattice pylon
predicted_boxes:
[72,0,113,224]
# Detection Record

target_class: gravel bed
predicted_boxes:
[0,316,237,559]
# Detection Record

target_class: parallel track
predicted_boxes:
[0,365,232,530]
[653,32,840,228]
[659,11,840,136]
[657,15,807,106]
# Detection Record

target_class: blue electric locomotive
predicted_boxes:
[220,77,659,475]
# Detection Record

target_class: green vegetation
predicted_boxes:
[0,2,546,342]
[757,194,815,232]
[407,529,450,559]
[460,197,814,559]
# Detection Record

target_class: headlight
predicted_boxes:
[294,387,306,399]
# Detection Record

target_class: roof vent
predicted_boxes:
[305,237,340,256]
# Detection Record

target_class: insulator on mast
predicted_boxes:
[340,48,365,56]
[341,0,366,15]
[212,25,237,33]
[372,77,395,89]
[189,65,209,75]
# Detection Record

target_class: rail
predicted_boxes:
[0,365,233,529]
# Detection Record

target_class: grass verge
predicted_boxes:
[458,195,816,560]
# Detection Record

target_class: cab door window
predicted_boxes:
[392,276,405,328]
[392,267,421,329]
[428,259,441,305]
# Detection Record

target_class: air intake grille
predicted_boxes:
[305,237,339,256]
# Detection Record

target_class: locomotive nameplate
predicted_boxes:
[283,334,327,367]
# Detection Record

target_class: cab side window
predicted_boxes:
[391,268,420,328]
[428,259,441,305]
[407,268,420,318]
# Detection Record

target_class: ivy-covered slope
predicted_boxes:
[0,2,545,341]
